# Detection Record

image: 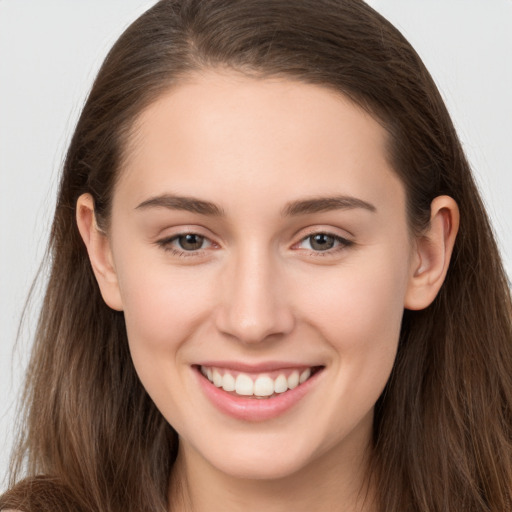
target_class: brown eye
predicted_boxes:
[177,234,205,251]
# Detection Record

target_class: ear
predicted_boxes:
[76,193,123,311]
[404,195,459,310]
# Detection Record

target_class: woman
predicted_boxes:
[1,0,511,511]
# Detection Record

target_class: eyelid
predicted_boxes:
[154,226,354,258]
[291,227,354,255]
[155,227,220,257]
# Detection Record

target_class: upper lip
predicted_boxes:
[195,361,322,373]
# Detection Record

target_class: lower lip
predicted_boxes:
[194,367,323,422]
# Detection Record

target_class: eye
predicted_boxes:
[174,233,209,251]
[296,232,352,252]
[156,232,215,254]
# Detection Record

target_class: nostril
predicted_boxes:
[214,263,295,343]
[215,302,296,345]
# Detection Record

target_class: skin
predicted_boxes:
[77,71,458,512]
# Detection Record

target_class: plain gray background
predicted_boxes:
[1,0,511,486]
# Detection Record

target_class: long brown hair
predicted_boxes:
[2,1,511,511]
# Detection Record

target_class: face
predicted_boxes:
[103,72,418,480]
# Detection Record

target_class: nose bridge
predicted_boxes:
[216,240,294,343]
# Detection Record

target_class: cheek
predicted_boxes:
[296,249,410,393]
[115,257,215,362]
[288,254,409,446]
[115,259,217,430]
[302,259,406,342]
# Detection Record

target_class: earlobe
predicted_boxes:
[404,195,459,310]
[76,193,124,311]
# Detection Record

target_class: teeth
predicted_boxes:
[213,369,223,387]
[201,366,315,397]
[222,372,236,392]
[274,374,288,393]
[235,374,254,396]
[254,375,274,396]
[287,371,299,389]
[299,368,311,384]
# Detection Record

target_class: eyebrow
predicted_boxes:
[281,196,376,216]
[135,195,225,216]
[135,193,376,217]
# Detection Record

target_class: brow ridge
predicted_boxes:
[282,196,376,216]
[135,194,375,217]
[135,194,225,216]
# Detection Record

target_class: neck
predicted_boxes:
[168,431,377,512]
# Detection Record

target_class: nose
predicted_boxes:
[214,245,295,344]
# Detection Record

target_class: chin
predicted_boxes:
[195,433,323,481]
[213,454,311,481]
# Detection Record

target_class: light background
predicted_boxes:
[1,0,511,487]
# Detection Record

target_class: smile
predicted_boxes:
[195,363,324,421]
[200,365,315,398]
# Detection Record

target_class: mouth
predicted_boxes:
[193,363,325,421]
[198,364,322,399]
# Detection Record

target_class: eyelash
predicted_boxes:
[156,231,354,258]
[294,232,354,256]
[156,233,215,257]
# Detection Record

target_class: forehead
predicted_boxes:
[116,71,403,216]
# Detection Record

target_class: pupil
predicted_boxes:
[311,234,334,251]
[179,234,204,250]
